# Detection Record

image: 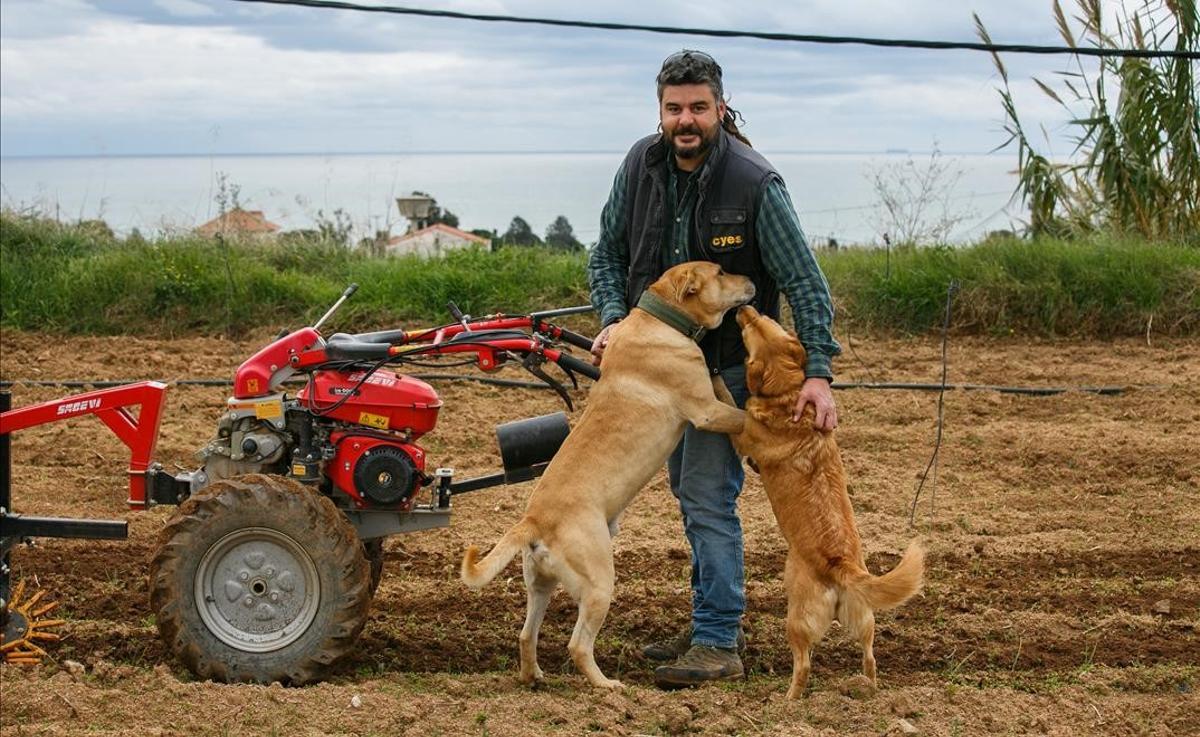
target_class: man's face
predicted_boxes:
[659,83,726,164]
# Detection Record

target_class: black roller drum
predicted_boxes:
[353,446,417,506]
[496,412,571,477]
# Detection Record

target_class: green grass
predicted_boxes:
[819,234,1200,337]
[0,211,590,336]
[2,211,1197,338]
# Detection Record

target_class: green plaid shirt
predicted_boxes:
[588,155,841,379]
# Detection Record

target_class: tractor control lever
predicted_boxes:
[446,301,471,332]
[521,353,574,411]
[313,283,359,331]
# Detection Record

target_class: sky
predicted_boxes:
[0,0,1120,158]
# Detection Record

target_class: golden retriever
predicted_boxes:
[728,305,924,698]
[461,262,755,689]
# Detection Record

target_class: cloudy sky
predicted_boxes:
[1,0,1107,158]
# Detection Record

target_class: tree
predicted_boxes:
[502,216,542,246]
[544,215,583,251]
[868,145,972,246]
[410,191,460,229]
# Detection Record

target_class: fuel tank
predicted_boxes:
[297,369,442,437]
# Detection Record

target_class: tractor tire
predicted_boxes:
[149,474,371,685]
[363,538,385,597]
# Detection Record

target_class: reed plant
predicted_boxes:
[975,0,1200,243]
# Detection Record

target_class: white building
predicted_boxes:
[384,223,491,257]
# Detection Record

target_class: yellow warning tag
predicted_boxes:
[292,464,308,476]
[255,400,283,420]
[359,411,389,430]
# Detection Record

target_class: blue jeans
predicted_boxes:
[667,364,747,650]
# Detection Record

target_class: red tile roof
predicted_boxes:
[388,222,489,246]
[196,208,281,236]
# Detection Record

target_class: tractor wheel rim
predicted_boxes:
[194,527,320,653]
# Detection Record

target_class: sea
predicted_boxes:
[0,151,1022,246]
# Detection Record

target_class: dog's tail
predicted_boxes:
[460,520,535,590]
[837,541,925,611]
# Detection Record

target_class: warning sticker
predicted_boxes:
[359,411,390,430]
[255,400,283,420]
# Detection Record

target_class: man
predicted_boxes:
[587,49,842,688]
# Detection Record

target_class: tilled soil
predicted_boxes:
[0,329,1197,736]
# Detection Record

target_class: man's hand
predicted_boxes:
[794,377,837,431]
[590,321,620,366]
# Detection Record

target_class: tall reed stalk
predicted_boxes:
[976,0,1199,243]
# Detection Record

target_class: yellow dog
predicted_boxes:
[462,262,754,689]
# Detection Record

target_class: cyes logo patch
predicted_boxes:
[711,234,744,248]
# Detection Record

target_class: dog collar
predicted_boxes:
[636,290,708,342]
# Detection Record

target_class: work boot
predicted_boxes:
[654,645,744,688]
[641,626,746,662]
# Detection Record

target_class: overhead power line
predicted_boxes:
[233,0,1199,60]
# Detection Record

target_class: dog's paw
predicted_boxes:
[519,666,545,686]
[592,677,625,690]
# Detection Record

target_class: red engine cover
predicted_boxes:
[328,433,426,509]
[297,369,442,438]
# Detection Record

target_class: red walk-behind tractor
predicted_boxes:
[0,285,599,683]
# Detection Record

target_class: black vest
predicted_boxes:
[622,128,782,371]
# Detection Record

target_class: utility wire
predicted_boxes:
[0,378,1136,395]
[232,0,1200,60]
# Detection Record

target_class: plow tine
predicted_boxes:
[32,601,61,618]
[3,580,65,665]
[10,580,27,608]
[24,590,46,610]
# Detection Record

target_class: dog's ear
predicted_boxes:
[754,340,807,397]
[673,267,701,302]
[745,357,765,394]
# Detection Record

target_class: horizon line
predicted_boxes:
[1,147,1003,160]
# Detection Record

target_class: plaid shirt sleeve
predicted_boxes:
[757,178,842,380]
[587,160,632,327]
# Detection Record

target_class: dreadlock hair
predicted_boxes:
[656,49,752,147]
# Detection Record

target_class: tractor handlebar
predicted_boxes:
[553,352,601,382]
[324,334,393,360]
[554,328,596,352]
[319,308,601,385]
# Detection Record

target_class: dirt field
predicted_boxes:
[1,329,1197,737]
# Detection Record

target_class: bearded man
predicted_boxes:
[587,49,842,688]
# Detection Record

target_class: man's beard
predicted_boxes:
[669,125,716,160]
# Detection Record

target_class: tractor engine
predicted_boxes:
[194,366,442,511]
[298,368,440,511]
[326,433,426,509]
